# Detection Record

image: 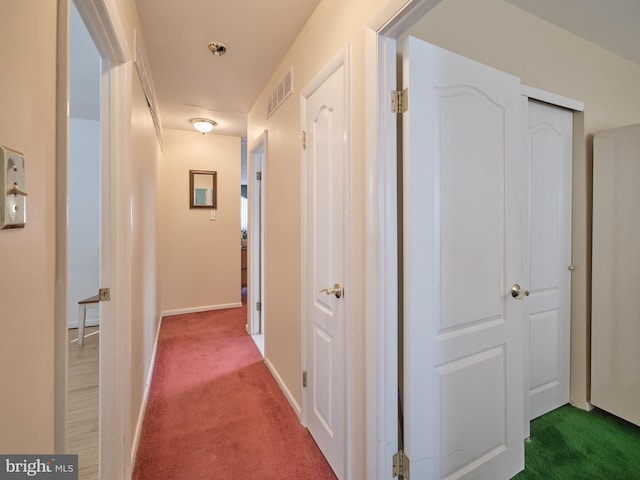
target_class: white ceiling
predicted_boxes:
[134,0,321,137]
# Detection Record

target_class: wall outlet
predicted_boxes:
[210,211,216,221]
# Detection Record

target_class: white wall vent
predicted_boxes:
[267,68,293,119]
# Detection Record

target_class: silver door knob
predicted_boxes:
[320,283,343,299]
[511,283,529,299]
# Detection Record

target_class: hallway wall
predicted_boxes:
[129,76,162,452]
[247,0,392,476]
[158,130,242,314]
[0,0,57,453]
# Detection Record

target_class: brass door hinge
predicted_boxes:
[99,288,111,302]
[393,450,409,479]
[392,88,408,114]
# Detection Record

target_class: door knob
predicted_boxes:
[319,283,343,299]
[511,283,529,300]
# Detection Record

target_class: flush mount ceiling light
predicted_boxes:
[191,118,217,134]
[207,41,227,56]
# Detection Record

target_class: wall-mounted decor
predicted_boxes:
[189,170,217,209]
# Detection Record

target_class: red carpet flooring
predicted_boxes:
[133,307,337,479]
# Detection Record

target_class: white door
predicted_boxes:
[524,100,573,422]
[302,54,347,479]
[249,133,266,339]
[402,36,525,480]
[64,2,130,477]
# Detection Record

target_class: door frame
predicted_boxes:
[300,44,352,478]
[248,131,267,338]
[55,0,132,477]
[363,2,588,476]
[520,86,583,439]
[363,2,444,478]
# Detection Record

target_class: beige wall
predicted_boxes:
[406,0,640,409]
[129,76,162,442]
[158,130,241,313]
[0,0,57,452]
[247,0,390,476]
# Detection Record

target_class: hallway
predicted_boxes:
[133,306,336,479]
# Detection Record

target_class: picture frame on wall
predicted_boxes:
[189,169,217,209]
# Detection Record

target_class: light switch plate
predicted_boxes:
[1,145,27,229]
[210,211,216,221]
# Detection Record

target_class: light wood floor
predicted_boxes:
[67,327,99,480]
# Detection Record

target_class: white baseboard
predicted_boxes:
[131,315,163,465]
[264,358,301,419]
[161,302,243,317]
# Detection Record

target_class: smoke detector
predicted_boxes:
[208,42,227,56]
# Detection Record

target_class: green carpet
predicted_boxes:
[513,405,640,480]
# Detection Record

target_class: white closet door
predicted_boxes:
[524,100,573,422]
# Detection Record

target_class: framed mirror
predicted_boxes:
[189,170,217,209]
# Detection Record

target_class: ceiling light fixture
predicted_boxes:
[207,41,228,56]
[191,118,217,134]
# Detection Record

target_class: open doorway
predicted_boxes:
[241,139,248,303]
[364,3,586,478]
[247,131,267,356]
[66,3,102,478]
[56,0,131,477]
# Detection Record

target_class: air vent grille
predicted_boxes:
[267,68,293,118]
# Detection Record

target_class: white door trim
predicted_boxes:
[74,0,129,63]
[55,0,132,478]
[54,0,70,453]
[300,44,352,478]
[248,131,267,338]
[521,85,584,112]
[363,28,400,480]
[363,2,443,478]
[105,59,134,480]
